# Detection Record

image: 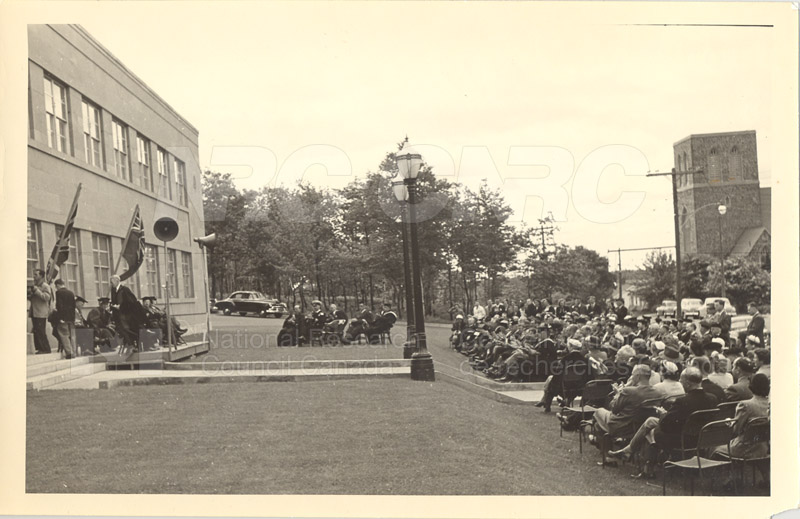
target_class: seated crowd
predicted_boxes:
[450,295,770,490]
[278,300,397,346]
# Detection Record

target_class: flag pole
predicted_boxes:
[114,205,140,275]
[47,183,82,282]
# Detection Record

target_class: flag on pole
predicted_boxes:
[46,183,82,283]
[117,205,145,281]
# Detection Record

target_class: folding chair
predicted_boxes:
[663,419,736,496]
[715,416,770,490]
[717,401,739,419]
[557,379,613,452]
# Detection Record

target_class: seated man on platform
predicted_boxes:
[74,296,98,355]
[142,296,186,348]
[87,297,116,352]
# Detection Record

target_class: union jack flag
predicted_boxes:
[46,184,81,283]
[118,205,145,281]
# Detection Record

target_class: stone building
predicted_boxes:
[673,130,771,268]
[27,25,209,349]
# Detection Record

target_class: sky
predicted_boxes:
[78,2,775,272]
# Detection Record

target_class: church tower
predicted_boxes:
[673,130,768,262]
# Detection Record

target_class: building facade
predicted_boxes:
[27,25,208,342]
[673,130,771,267]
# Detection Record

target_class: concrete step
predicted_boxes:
[26,352,65,366]
[26,355,98,378]
[26,362,107,391]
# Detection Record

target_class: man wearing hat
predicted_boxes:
[87,297,116,352]
[110,275,148,353]
[73,295,97,355]
[591,363,660,436]
[53,279,76,359]
[308,300,327,344]
[725,357,757,402]
[652,360,684,398]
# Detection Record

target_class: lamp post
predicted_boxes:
[395,143,435,381]
[392,180,416,360]
[717,204,727,297]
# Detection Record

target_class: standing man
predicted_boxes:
[714,299,732,345]
[110,275,147,353]
[29,269,54,354]
[53,279,76,359]
[614,298,629,323]
[746,302,765,347]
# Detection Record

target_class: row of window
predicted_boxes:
[41,75,190,207]
[675,146,756,187]
[27,219,195,303]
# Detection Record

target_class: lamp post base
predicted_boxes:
[403,341,416,360]
[410,352,435,381]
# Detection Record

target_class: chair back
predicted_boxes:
[680,408,724,453]
[695,419,736,465]
[740,416,770,447]
[562,360,589,400]
[717,401,738,419]
[581,379,614,409]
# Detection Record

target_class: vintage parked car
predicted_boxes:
[680,298,704,319]
[262,300,288,318]
[213,291,274,317]
[656,300,678,317]
[699,296,738,318]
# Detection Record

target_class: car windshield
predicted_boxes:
[253,292,265,299]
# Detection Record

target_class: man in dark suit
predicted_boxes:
[725,357,757,402]
[110,275,147,352]
[609,367,718,464]
[53,279,76,359]
[746,302,765,347]
[87,297,116,352]
[714,299,732,344]
[614,298,629,323]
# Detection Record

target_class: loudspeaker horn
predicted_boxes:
[194,233,217,248]
[153,217,179,242]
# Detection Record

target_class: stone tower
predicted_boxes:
[673,130,768,261]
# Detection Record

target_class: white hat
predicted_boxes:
[653,341,666,352]
[746,335,761,344]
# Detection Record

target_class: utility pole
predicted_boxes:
[646,167,702,319]
[608,245,675,304]
[530,215,557,260]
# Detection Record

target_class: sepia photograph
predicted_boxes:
[2,1,799,518]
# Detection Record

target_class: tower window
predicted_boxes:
[708,147,720,183]
[728,145,741,181]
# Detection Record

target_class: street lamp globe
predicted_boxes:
[396,145,423,180]
[392,179,409,202]
[718,204,727,216]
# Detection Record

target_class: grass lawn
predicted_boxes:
[27,378,687,495]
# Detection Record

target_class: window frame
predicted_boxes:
[181,251,195,298]
[54,225,82,295]
[157,148,172,200]
[27,220,43,284]
[166,248,179,298]
[81,99,103,168]
[92,233,113,300]
[143,244,162,298]
[112,118,131,181]
[43,75,70,153]
[136,135,154,191]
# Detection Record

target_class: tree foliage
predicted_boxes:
[632,251,676,309]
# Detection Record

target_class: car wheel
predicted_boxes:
[275,313,283,319]
[223,307,232,316]
[239,312,247,317]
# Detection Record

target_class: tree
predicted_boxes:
[681,255,714,299]
[706,257,770,311]
[527,245,615,301]
[631,251,676,309]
